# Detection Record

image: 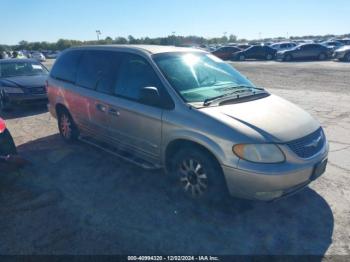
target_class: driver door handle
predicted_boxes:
[96,103,107,113]
[108,108,120,117]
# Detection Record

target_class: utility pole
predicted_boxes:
[96,30,101,41]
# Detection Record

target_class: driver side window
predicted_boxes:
[115,54,162,101]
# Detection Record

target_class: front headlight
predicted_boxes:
[233,144,285,163]
[2,86,24,94]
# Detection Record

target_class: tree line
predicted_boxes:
[0,35,238,52]
[1,33,349,52]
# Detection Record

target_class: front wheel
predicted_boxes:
[345,53,350,62]
[284,54,292,61]
[57,109,79,143]
[0,129,17,156]
[318,53,327,61]
[170,147,228,201]
[266,54,273,60]
[0,92,12,112]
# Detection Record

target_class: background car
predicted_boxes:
[336,38,350,45]
[0,117,28,172]
[0,51,10,59]
[321,40,344,51]
[211,46,241,60]
[333,45,350,62]
[277,44,332,61]
[270,42,297,51]
[0,117,17,166]
[0,117,16,156]
[0,59,49,111]
[236,44,251,50]
[232,45,277,61]
[30,52,46,62]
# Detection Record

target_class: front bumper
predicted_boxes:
[221,142,329,201]
[333,51,347,60]
[6,93,48,104]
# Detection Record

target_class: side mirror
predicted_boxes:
[139,86,161,106]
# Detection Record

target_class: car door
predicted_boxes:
[293,45,308,59]
[109,53,165,164]
[75,50,121,139]
[244,46,256,59]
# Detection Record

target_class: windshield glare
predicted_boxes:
[154,53,256,103]
[0,61,48,78]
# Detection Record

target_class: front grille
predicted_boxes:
[29,86,46,94]
[286,128,325,158]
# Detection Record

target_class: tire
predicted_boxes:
[345,53,350,62]
[266,54,273,60]
[318,53,327,61]
[57,109,79,143]
[284,54,292,62]
[0,129,17,155]
[0,91,12,112]
[239,54,245,61]
[170,147,228,201]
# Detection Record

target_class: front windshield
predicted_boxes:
[0,61,48,78]
[153,52,256,103]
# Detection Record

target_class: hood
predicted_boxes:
[199,94,319,142]
[335,45,350,52]
[0,74,48,88]
[277,49,293,54]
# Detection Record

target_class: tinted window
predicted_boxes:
[0,61,48,78]
[76,50,121,94]
[115,54,161,100]
[50,50,82,83]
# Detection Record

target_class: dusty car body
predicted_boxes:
[0,59,48,111]
[47,45,328,201]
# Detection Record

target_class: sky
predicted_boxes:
[1,0,349,45]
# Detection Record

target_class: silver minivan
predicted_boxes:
[47,45,328,201]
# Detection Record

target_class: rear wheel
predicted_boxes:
[345,53,350,62]
[0,129,17,155]
[284,54,292,61]
[57,109,79,143]
[0,92,12,112]
[266,53,273,60]
[318,53,327,61]
[170,147,228,201]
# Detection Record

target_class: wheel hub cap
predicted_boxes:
[179,159,208,197]
[61,115,71,138]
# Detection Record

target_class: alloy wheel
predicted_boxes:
[178,158,208,197]
[60,114,72,139]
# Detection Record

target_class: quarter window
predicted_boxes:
[50,50,83,83]
[76,50,121,94]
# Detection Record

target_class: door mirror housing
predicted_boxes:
[139,86,161,107]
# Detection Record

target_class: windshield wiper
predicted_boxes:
[203,86,264,106]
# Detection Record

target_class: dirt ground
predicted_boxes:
[0,60,349,255]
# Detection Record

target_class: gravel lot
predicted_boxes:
[0,59,349,255]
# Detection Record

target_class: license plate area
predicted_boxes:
[311,159,328,181]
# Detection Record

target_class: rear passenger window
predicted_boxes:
[50,50,82,83]
[115,54,161,100]
[76,50,121,94]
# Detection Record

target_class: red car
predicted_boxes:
[211,46,241,60]
[0,117,21,171]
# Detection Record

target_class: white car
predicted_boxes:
[31,52,46,62]
[270,42,297,51]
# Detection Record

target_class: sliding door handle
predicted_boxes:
[108,108,120,116]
